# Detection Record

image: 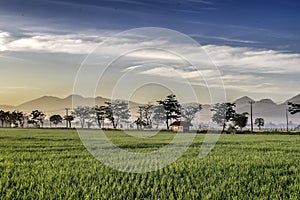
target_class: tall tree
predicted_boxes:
[157,94,181,130]
[288,102,300,115]
[232,112,248,130]
[6,111,15,127]
[0,110,5,127]
[181,103,202,123]
[152,105,166,129]
[137,104,154,129]
[9,111,22,127]
[4,111,11,127]
[142,104,154,128]
[134,117,146,130]
[105,100,130,128]
[254,118,264,130]
[15,111,25,127]
[72,106,94,128]
[49,114,63,127]
[211,103,236,133]
[30,110,46,127]
[64,115,74,128]
[95,105,107,128]
[8,111,24,127]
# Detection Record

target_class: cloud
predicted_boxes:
[139,66,218,81]
[0,44,6,51]
[122,65,144,72]
[203,45,300,73]
[0,31,11,43]
[2,29,300,78]
[0,31,10,51]
[6,34,99,54]
[189,33,258,44]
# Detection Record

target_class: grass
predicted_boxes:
[0,128,299,199]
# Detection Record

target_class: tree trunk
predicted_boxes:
[97,118,102,128]
[81,119,84,128]
[222,122,226,133]
[166,119,169,130]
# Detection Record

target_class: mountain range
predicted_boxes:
[1,94,300,127]
[0,95,140,118]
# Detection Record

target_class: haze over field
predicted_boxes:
[1,93,300,127]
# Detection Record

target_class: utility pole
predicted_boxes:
[65,108,70,128]
[249,101,254,133]
[286,107,289,132]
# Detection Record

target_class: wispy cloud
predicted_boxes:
[2,30,300,77]
[0,31,10,51]
[190,33,258,44]
[5,34,98,54]
[203,45,300,73]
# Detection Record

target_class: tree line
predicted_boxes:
[2,94,299,132]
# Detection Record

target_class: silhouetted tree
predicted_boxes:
[72,106,94,128]
[288,102,300,114]
[64,115,74,128]
[0,110,5,127]
[137,104,154,129]
[9,111,24,127]
[134,117,146,130]
[152,105,166,129]
[6,111,15,127]
[95,105,106,128]
[142,104,154,128]
[232,112,248,130]
[30,110,46,127]
[4,111,10,127]
[211,103,236,133]
[181,103,202,123]
[49,114,63,127]
[15,111,25,127]
[105,100,130,128]
[255,117,264,130]
[157,94,181,130]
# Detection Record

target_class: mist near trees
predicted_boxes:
[3,93,297,132]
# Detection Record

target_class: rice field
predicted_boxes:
[0,128,299,199]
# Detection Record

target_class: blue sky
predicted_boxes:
[1,0,300,105]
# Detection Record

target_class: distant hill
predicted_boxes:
[235,95,300,125]
[285,94,300,104]
[0,95,140,117]
[0,105,16,111]
[234,96,254,105]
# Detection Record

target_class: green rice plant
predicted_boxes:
[0,128,299,199]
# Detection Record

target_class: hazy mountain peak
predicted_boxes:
[286,93,300,104]
[257,98,275,104]
[234,96,254,104]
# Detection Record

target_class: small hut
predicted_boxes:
[170,121,192,133]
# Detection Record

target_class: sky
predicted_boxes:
[1,0,300,105]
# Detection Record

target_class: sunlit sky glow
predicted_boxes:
[1,0,300,105]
